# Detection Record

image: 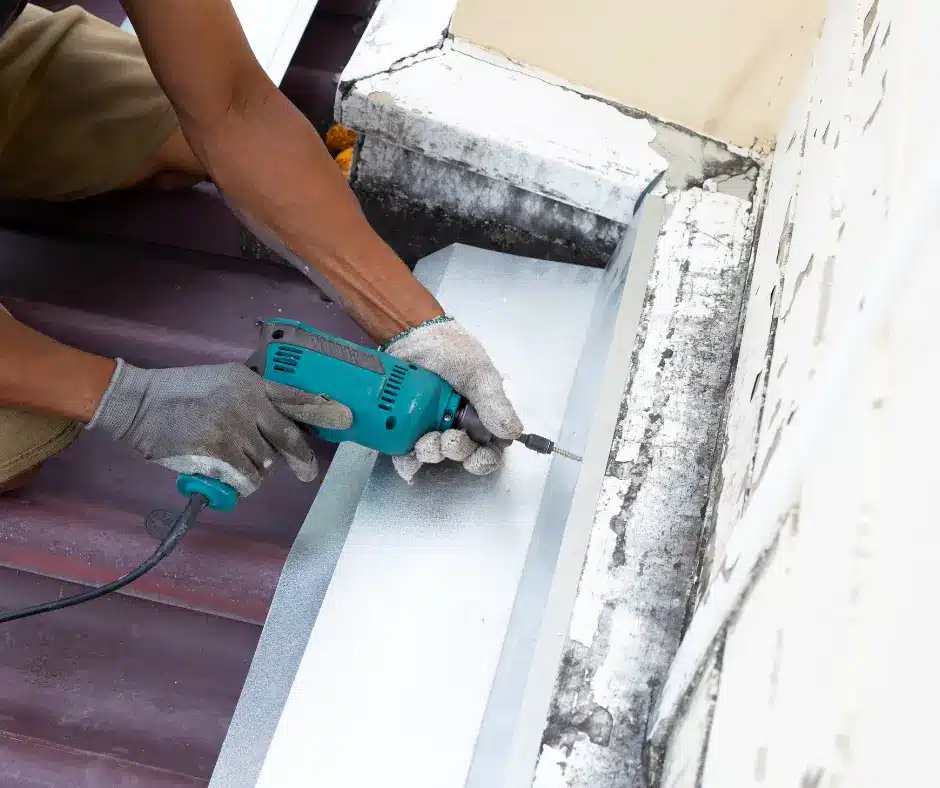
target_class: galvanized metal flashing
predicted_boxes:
[257,249,602,788]
[466,197,666,788]
[208,444,378,788]
[211,203,661,787]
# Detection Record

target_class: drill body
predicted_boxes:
[179,319,480,509]
[179,318,574,511]
[249,319,466,456]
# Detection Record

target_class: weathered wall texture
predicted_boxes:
[450,0,827,150]
[534,183,757,787]
[660,0,940,784]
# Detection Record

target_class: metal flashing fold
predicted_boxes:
[213,198,663,788]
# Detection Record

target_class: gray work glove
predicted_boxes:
[383,317,523,482]
[88,360,352,496]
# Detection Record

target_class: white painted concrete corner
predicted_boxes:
[658,649,721,788]
[533,186,755,787]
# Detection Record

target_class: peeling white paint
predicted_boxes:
[447,37,762,166]
[532,745,570,788]
[704,86,810,588]
[340,0,456,83]
[339,0,761,273]
[654,165,939,754]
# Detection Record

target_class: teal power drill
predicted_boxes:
[0,318,582,623]
[178,318,582,511]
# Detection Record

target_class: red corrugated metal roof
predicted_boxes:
[0,2,374,784]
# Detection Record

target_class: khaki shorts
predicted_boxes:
[0,4,179,484]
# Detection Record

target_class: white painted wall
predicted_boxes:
[659,0,940,784]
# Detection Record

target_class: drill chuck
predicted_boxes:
[517,433,554,454]
[517,433,583,462]
[454,403,582,462]
[453,402,512,449]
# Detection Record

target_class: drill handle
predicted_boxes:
[176,474,239,511]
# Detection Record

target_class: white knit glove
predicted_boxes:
[88,360,352,496]
[383,317,523,481]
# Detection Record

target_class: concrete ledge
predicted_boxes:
[335,0,758,274]
[341,46,668,223]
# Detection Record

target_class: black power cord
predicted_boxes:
[0,493,208,624]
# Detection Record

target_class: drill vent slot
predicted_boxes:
[379,365,409,411]
[273,345,302,375]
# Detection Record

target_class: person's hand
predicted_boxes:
[383,317,523,482]
[88,360,351,495]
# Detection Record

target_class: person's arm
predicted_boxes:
[0,306,350,494]
[121,0,524,482]
[120,0,443,344]
[0,309,114,421]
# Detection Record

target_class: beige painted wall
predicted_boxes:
[450,0,827,149]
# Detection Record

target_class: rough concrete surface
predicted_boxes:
[532,186,755,787]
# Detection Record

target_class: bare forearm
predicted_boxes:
[121,0,440,341]
[0,310,115,422]
[188,79,443,343]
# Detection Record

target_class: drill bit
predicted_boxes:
[451,405,583,461]
[551,445,583,463]
[517,434,583,462]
